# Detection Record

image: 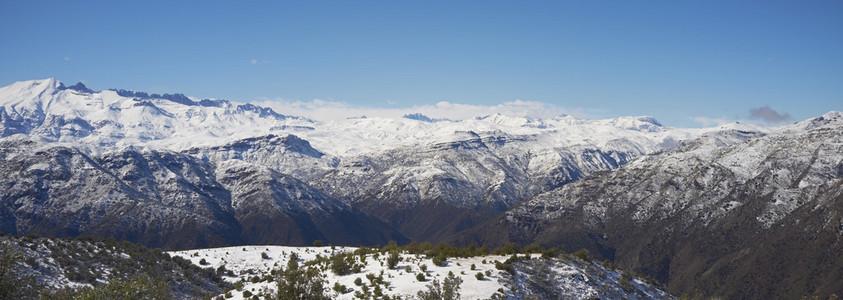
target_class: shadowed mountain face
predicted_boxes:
[449,113,843,299]
[312,134,639,243]
[0,139,405,249]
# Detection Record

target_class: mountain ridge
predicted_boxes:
[2,78,840,297]
[448,112,843,298]
[2,78,733,246]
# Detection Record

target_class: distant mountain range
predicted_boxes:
[1,79,839,298]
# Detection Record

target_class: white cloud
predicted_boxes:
[253,99,586,122]
[64,56,70,61]
[250,59,271,65]
[250,59,257,64]
[749,105,791,123]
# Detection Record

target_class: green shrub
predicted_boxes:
[619,273,634,292]
[432,254,447,267]
[387,251,400,269]
[523,243,541,253]
[76,276,173,300]
[417,272,462,300]
[0,242,40,299]
[495,261,514,274]
[333,282,347,294]
[331,253,352,275]
[275,255,329,299]
[497,243,521,255]
[573,249,589,261]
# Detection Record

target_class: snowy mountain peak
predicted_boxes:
[0,78,62,106]
[109,88,197,106]
[402,113,445,122]
[822,110,843,119]
[476,113,542,127]
[597,115,663,132]
[0,79,314,150]
[204,133,325,159]
[792,110,843,130]
[60,82,96,94]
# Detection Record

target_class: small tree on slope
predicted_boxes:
[275,254,329,300]
[417,272,462,300]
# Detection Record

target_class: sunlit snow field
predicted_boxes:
[171,246,516,299]
[170,245,667,299]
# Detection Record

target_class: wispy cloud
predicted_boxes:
[250,59,270,65]
[64,56,70,61]
[748,105,791,123]
[253,99,586,121]
[692,116,735,127]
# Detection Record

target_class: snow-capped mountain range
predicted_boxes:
[0,78,735,156]
[0,78,740,244]
[451,110,843,298]
[2,78,840,298]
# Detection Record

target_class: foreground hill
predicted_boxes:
[0,234,229,299]
[452,112,843,298]
[0,234,670,299]
[168,244,671,299]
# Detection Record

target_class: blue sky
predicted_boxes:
[1,1,840,127]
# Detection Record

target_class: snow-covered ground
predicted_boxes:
[171,246,506,299]
[170,246,671,299]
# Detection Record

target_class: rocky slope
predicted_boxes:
[0,137,403,249]
[452,112,843,298]
[0,234,230,298]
